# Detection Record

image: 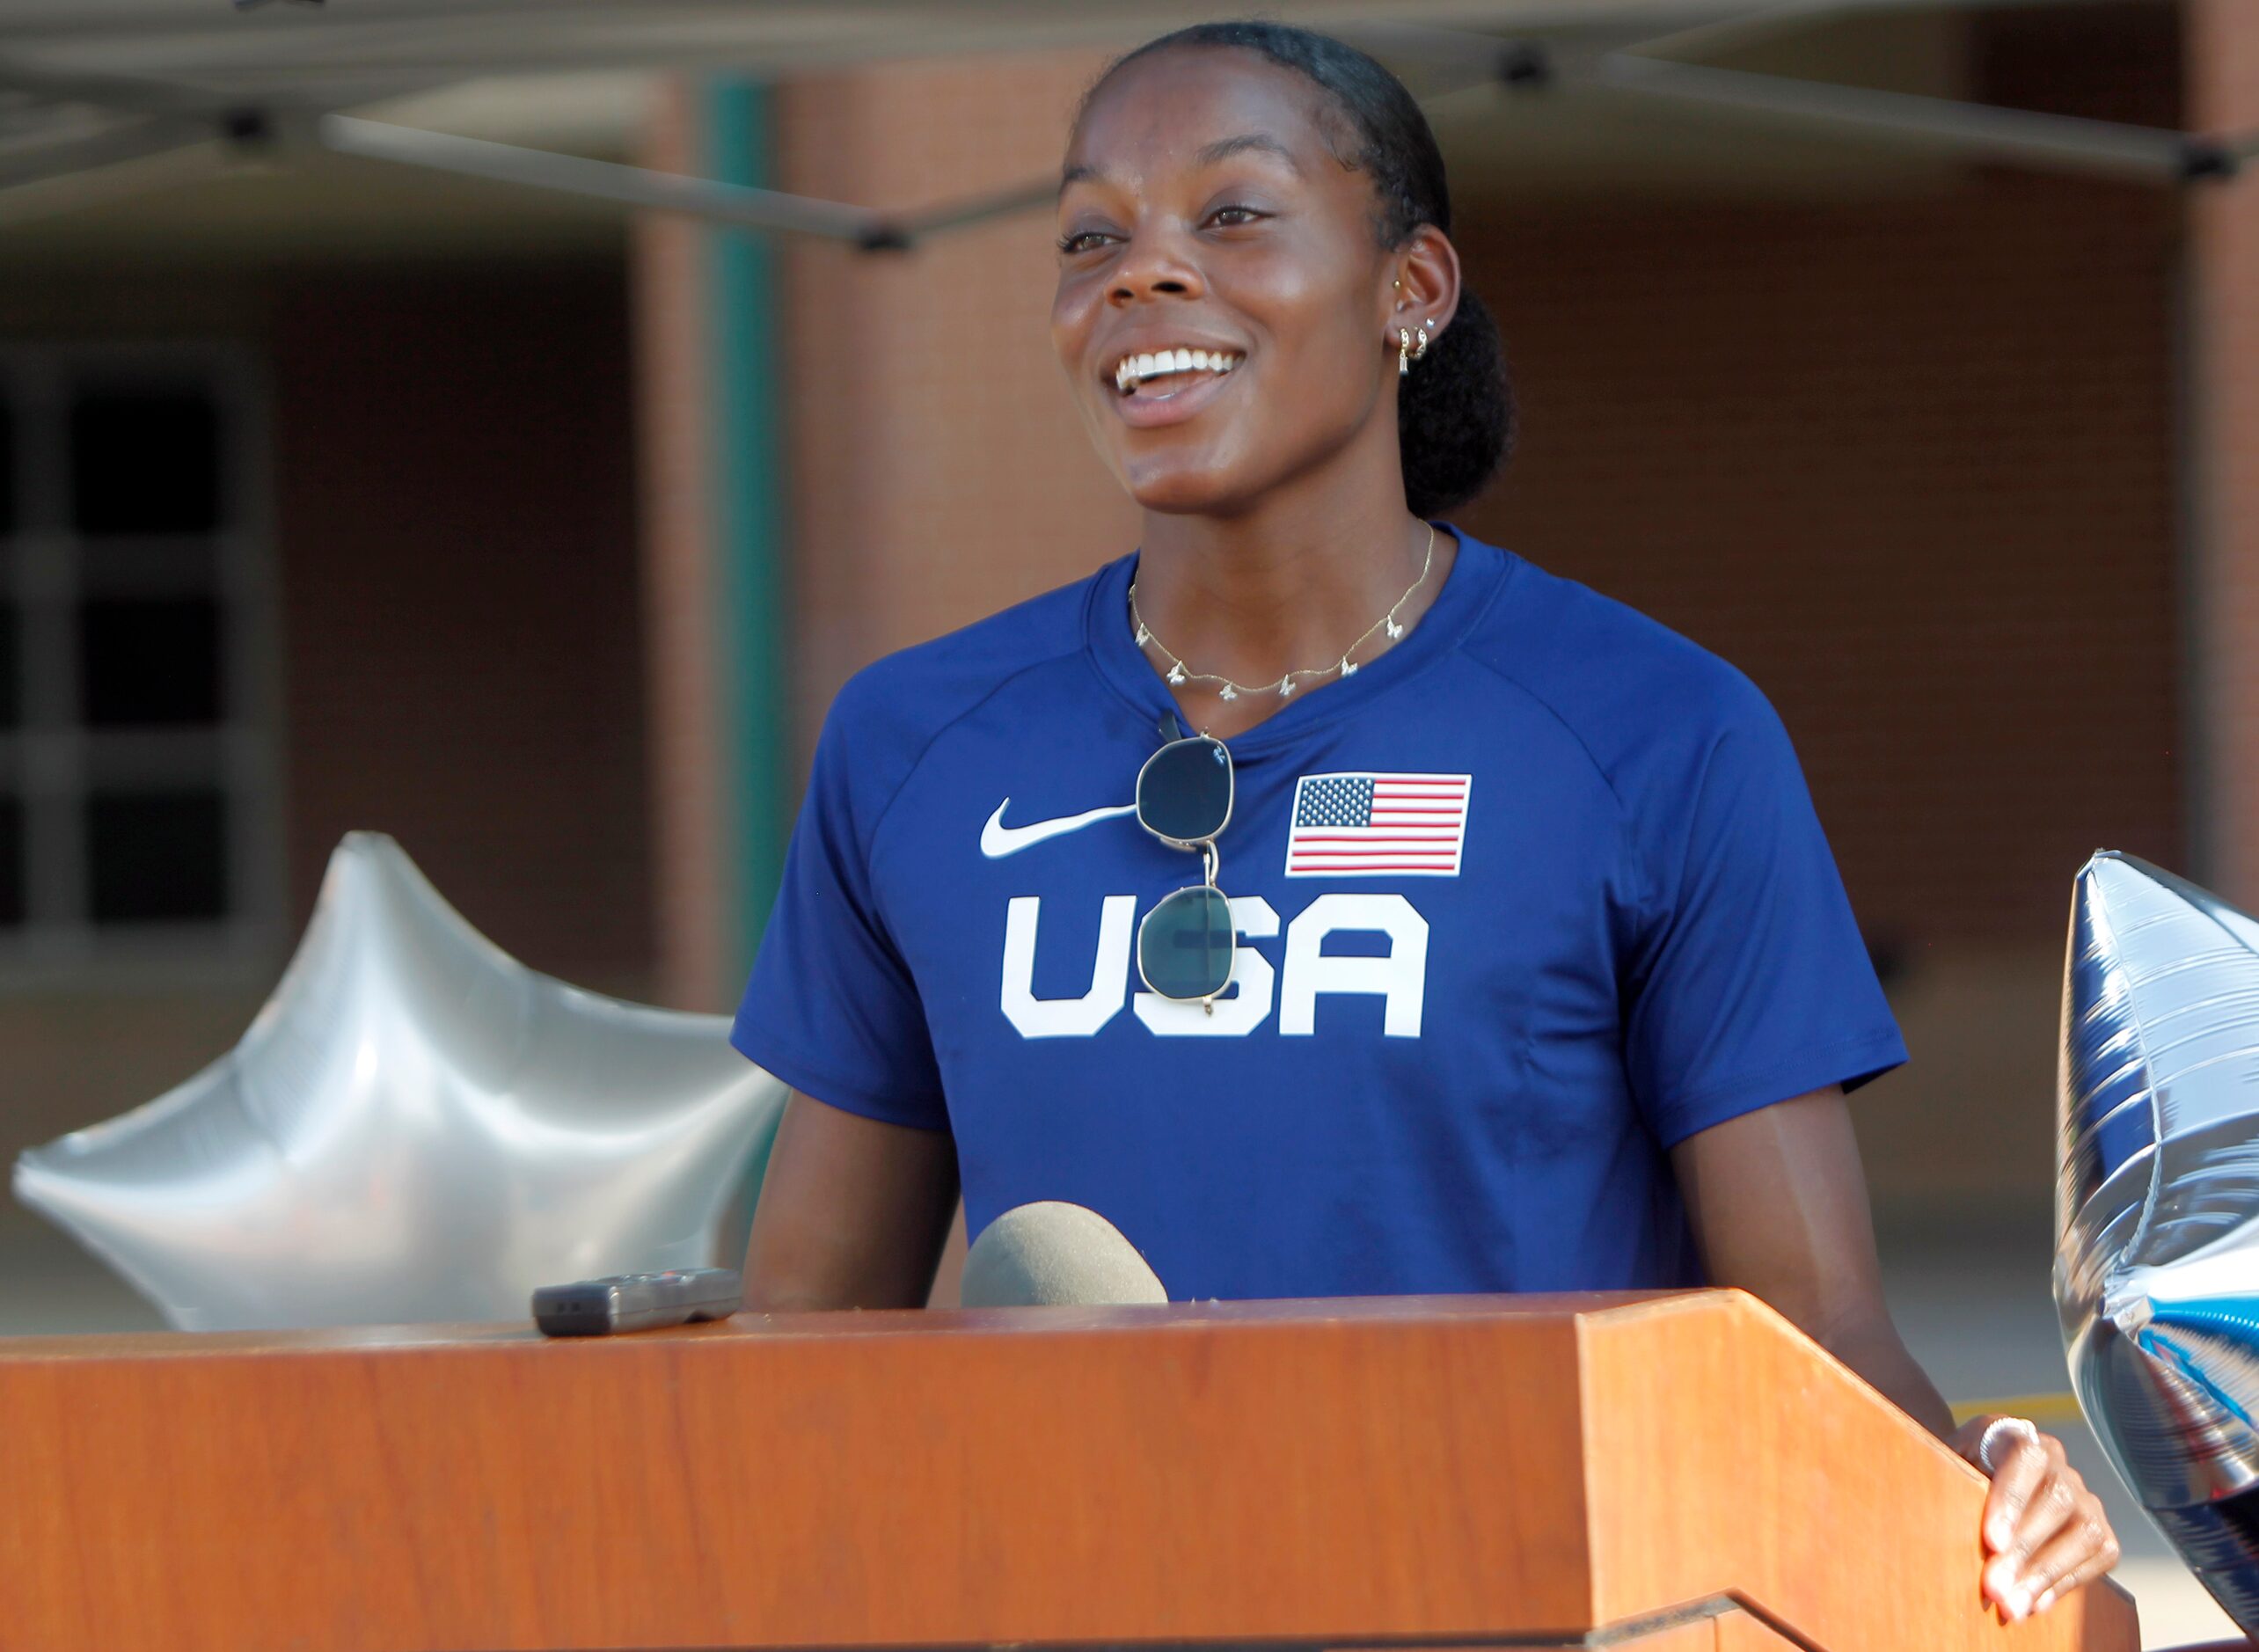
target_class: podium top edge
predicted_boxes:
[0,1288,1729,1363]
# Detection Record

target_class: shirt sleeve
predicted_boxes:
[1622,677,1906,1148]
[728,692,949,1132]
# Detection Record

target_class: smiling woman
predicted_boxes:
[1055,25,1512,555]
[728,17,2119,1626]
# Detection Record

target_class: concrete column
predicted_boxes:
[631,83,733,1012]
[2186,2,2259,903]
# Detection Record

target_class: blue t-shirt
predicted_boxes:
[731,528,1904,1300]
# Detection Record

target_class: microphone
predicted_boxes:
[959,1201,1168,1307]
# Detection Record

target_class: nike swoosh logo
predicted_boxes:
[981,798,1137,859]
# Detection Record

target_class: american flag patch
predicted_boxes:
[1284,772,1472,877]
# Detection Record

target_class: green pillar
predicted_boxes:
[704,78,791,1252]
[702,77,790,978]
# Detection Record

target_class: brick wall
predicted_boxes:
[273,263,656,997]
[1456,171,2184,958]
[631,86,736,1012]
[2186,0,2259,905]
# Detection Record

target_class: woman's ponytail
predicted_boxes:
[1400,289,1515,519]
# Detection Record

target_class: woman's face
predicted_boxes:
[1052,48,1400,515]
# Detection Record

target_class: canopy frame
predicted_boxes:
[0,3,2248,244]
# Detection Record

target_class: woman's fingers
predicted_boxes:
[2021,1509,2123,1616]
[2030,1536,2125,1617]
[1962,1421,2121,1620]
[1979,1426,2053,1557]
[2007,1443,2081,1557]
[1949,1416,2124,1619]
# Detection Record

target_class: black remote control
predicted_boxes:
[530,1267,742,1336]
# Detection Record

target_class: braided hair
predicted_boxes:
[1082,19,1517,516]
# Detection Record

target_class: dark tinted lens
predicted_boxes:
[1139,884,1235,1000]
[1138,736,1231,844]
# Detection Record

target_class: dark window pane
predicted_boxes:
[0,795,20,926]
[86,791,227,924]
[77,598,222,726]
[70,391,220,536]
[0,603,15,729]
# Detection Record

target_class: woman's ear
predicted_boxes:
[1390,226,1462,346]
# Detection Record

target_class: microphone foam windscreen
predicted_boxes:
[959,1201,1168,1307]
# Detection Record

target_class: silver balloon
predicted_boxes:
[12,831,785,1332]
[2058,850,2259,1634]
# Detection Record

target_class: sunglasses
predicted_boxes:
[1134,716,1238,1008]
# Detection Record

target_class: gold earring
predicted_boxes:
[1397,326,1413,376]
[1415,324,1430,361]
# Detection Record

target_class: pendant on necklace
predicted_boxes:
[1339,656,1358,676]
[1166,662,1187,685]
[1278,677,1297,698]
[1385,618,1405,640]
[1218,683,1239,702]
[1136,623,1151,647]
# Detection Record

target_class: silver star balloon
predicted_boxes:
[12,831,785,1332]
[2058,850,2259,1634]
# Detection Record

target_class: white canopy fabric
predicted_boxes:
[0,2,1958,90]
[0,0,2244,245]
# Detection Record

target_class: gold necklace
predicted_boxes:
[1129,523,1437,703]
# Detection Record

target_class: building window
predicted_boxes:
[0,345,279,975]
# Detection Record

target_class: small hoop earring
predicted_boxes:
[1397,325,1413,377]
[1414,324,1431,361]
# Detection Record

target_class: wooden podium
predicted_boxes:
[0,1288,2138,1652]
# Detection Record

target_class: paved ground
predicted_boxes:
[0,1210,2245,1648]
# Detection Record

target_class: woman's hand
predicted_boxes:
[1949,1414,2121,1620]
[1669,1097,2124,1620]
